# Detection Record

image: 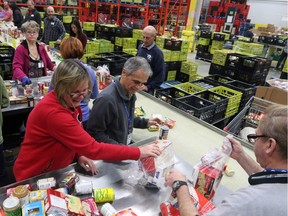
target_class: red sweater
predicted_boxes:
[14,91,140,181]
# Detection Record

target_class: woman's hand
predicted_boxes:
[77,156,98,175]
[139,143,161,159]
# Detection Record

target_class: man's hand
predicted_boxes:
[165,170,187,187]
[147,117,162,127]
[77,156,98,175]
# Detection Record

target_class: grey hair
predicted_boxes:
[123,56,153,77]
[21,20,40,33]
[259,104,288,160]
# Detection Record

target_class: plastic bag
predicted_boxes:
[139,140,176,189]
[95,65,112,90]
[191,135,232,200]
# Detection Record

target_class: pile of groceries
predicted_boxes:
[0,172,138,216]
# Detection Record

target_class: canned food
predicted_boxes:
[159,125,169,140]
[3,196,21,216]
[12,185,29,207]
[100,203,117,216]
[75,180,93,195]
[93,188,115,203]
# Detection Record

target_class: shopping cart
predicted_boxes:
[224,96,275,139]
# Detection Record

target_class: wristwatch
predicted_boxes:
[172,180,188,193]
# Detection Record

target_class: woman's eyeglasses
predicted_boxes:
[70,89,91,99]
[26,31,38,36]
[247,134,267,144]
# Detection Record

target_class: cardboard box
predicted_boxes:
[255,86,288,105]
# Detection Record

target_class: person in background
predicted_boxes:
[12,21,55,85]
[13,59,161,181]
[0,6,5,18]
[136,25,165,95]
[10,2,23,29]
[0,2,13,22]
[276,39,288,76]
[23,0,41,28]
[70,18,87,50]
[87,56,162,145]
[41,6,65,45]
[243,26,254,39]
[0,76,9,187]
[50,37,98,129]
[165,104,287,216]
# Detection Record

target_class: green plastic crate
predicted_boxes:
[175,82,205,94]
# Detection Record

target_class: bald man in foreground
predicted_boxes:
[41,6,65,45]
[137,25,165,95]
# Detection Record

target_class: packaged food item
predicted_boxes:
[160,182,215,216]
[22,201,45,216]
[115,208,138,216]
[134,106,145,117]
[192,135,232,200]
[45,188,68,215]
[29,190,47,202]
[93,188,115,203]
[148,124,160,132]
[37,177,56,190]
[66,194,85,215]
[12,185,30,207]
[159,125,169,140]
[75,180,93,195]
[2,196,21,216]
[81,198,100,216]
[100,203,117,216]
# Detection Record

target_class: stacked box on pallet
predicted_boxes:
[194,90,229,123]
[174,95,216,123]
[155,87,190,105]
[222,80,256,110]
[209,86,242,118]
[175,82,205,94]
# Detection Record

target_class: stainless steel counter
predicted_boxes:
[0,156,231,215]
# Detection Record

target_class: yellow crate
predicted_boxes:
[171,51,180,61]
[180,61,198,75]
[175,82,205,94]
[161,49,172,62]
[189,74,204,81]
[63,16,73,24]
[122,38,137,49]
[166,70,177,81]
[115,37,123,47]
[83,22,95,31]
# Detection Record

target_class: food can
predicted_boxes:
[12,185,29,207]
[27,95,34,107]
[75,180,93,195]
[159,125,169,140]
[38,82,44,95]
[3,196,21,216]
[100,203,117,216]
[93,188,115,203]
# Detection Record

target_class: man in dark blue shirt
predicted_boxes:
[243,26,254,39]
[137,26,165,95]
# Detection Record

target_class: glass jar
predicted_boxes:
[3,196,21,216]
[12,185,29,207]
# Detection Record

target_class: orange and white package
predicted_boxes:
[163,117,176,129]
[115,208,138,216]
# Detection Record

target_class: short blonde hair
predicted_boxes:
[52,59,91,107]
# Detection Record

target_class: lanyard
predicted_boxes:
[264,169,288,173]
[122,99,132,133]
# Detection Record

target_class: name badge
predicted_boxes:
[127,133,132,145]
[38,61,44,68]
[51,22,55,25]
[31,14,34,17]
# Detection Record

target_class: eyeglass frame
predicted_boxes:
[25,31,38,36]
[247,134,268,144]
[70,89,91,99]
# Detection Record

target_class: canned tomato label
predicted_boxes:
[159,125,169,140]
[93,188,115,203]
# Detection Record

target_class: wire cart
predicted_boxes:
[224,96,275,145]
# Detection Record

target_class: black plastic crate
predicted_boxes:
[236,69,268,85]
[222,80,256,109]
[104,55,127,76]
[114,45,123,52]
[87,57,111,68]
[164,39,182,51]
[204,74,234,84]
[174,95,216,123]
[83,30,95,38]
[194,90,228,123]
[212,33,225,41]
[167,61,181,71]
[208,63,225,75]
[240,56,272,72]
[196,44,209,52]
[101,25,117,36]
[190,78,219,89]
[155,87,190,105]
[200,31,212,39]
[115,27,133,38]
[176,71,190,83]
[0,46,15,63]
[225,53,243,69]
[112,51,134,59]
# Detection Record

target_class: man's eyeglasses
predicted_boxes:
[70,89,91,99]
[247,134,267,144]
[26,31,38,36]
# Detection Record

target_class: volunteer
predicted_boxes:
[165,104,287,216]
[13,59,161,181]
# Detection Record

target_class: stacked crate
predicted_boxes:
[114,27,133,52]
[83,22,96,38]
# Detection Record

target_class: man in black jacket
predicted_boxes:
[11,2,23,29]
[23,0,41,27]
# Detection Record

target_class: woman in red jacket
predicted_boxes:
[13,59,161,181]
[12,20,55,85]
